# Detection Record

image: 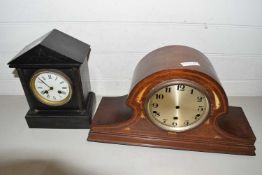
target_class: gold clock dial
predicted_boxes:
[146,83,210,132]
[30,70,72,106]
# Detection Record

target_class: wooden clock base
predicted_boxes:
[26,92,96,129]
[88,95,256,155]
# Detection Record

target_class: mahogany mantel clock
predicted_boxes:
[88,45,256,155]
[8,29,95,129]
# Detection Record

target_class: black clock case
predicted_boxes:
[8,29,96,129]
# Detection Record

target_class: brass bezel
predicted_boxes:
[145,79,210,132]
[30,69,73,106]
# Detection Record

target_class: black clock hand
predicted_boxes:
[38,78,53,90]
[38,78,50,87]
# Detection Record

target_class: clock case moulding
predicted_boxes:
[88,45,256,155]
[8,29,95,129]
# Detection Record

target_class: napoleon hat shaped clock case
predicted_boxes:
[88,45,256,155]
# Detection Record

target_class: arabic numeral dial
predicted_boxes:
[147,83,210,132]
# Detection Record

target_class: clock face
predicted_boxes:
[146,83,210,132]
[30,70,72,106]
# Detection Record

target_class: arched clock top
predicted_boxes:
[130,45,220,90]
[127,45,228,117]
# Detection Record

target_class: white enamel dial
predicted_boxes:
[146,83,210,132]
[30,70,72,106]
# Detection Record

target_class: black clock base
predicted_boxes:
[25,92,96,129]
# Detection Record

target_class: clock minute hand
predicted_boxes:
[38,78,51,88]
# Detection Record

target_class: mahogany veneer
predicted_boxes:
[88,45,256,155]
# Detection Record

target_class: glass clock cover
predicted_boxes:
[30,70,72,106]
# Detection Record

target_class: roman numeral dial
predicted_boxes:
[30,70,72,106]
[146,83,210,132]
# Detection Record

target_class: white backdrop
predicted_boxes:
[1,0,262,96]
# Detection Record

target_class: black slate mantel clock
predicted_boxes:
[8,29,95,129]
